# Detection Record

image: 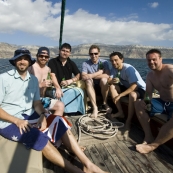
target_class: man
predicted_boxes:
[81,45,111,118]
[135,49,173,154]
[107,52,146,131]
[0,48,107,173]
[48,43,85,115]
[28,47,64,116]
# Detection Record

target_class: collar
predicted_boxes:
[8,69,31,81]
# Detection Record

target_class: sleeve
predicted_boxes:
[103,61,110,71]
[0,75,5,105]
[110,68,115,78]
[81,61,88,73]
[33,77,41,101]
[126,67,138,84]
[48,59,57,75]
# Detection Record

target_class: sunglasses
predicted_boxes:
[39,55,49,59]
[89,52,99,56]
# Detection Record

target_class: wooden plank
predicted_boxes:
[95,142,122,173]
[129,125,172,173]
[104,142,130,173]
[108,141,139,173]
[117,139,159,173]
[87,144,109,172]
[124,140,160,173]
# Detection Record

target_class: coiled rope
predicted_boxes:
[77,114,124,144]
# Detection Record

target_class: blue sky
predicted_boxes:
[0,0,173,47]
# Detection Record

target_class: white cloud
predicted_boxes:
[148,2,159,8]
[0,0,172,46]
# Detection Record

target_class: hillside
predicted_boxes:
[0,42,173,59]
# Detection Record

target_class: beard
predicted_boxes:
[15,64,29,73]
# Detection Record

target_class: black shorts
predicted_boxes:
[119,84,145,99]
[94,84,102,96]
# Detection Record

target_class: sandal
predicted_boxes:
[102,104,112,113]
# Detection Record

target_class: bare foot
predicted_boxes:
[136,144,157,154]
[111,112,124,118]
[90,109,98,118]
[80,146,86,152]
[83,162,109,173]
[123,129,129,140]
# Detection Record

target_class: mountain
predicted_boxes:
[0,42,173,59]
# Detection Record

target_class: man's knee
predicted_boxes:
[129,91,138,101]
[100,78,108,86]
[55,101,64,110]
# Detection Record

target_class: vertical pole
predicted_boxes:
[59,0,66,48]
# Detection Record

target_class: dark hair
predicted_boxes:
[89,45,100,53]
[60,43,71,52]
[109,52,124,60]
[146,49,162,57]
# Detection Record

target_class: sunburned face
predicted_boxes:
[15,55,30,73]
[89,48,100,64]
[37,50,49,66]
[146,53,162,71]
[110,55,123,70]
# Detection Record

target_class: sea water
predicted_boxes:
[0,58,172,82]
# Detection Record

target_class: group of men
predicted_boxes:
[0,43,173,172]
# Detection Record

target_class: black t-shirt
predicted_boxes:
[48,56,80,84]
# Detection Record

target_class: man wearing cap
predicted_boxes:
[28,47,64,116]
[0,48,107,173]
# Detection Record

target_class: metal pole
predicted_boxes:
[59,0,66,48]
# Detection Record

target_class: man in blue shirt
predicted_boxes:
[107,52,146,132]
[0,48,107,173]
[82,45,111,118]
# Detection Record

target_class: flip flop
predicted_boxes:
[102,104,112,113]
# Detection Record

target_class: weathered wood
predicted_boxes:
[43,115,173,173]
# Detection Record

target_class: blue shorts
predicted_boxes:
[150,98,173,121]
[0,112,68,151]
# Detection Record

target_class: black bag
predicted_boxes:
[45,88,56,99]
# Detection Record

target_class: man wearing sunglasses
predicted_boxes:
[81,45,111,118]
[0,48,107,173]
[28,47,64,116]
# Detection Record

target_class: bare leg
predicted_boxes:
[136,117,173,153]
[100,78,109,104]
[110,85,124,118]
[85,80,98,118]
[50,100,64,116]
[61,129,108,173]
[135,100,154,143]
[100,78,112,113]
[43,141,84,173]
[125,91,138,130]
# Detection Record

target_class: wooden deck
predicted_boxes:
[43,114,173,173]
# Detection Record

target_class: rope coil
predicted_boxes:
[77,114,124,143]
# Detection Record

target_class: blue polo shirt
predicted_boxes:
[0,69,40,129]
[82,58,110,74]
